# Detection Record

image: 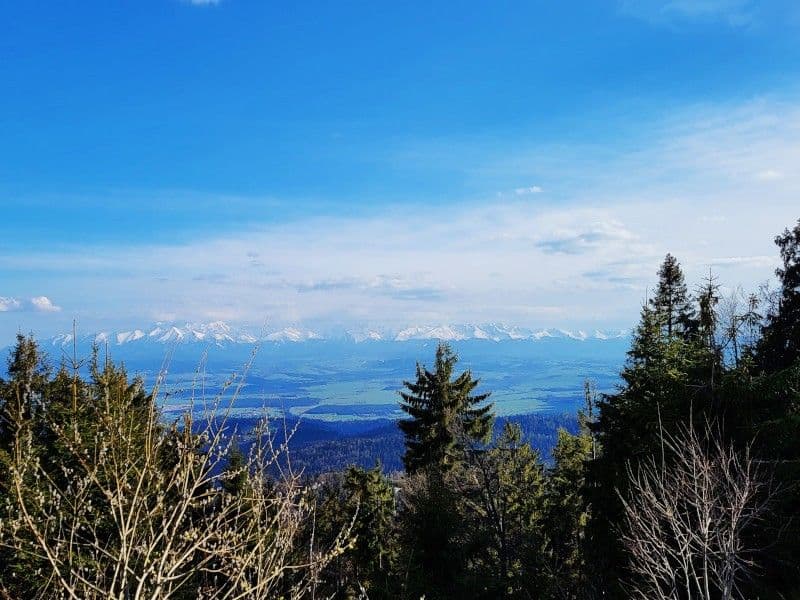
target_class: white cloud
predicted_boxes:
[0,296,61,313]
[29,296,62,313]
[2,96,798,336]
[185,0,220,5]
[535,218,639,255]
[514,186,543,195]
[1,191,792,333]
[0,297,22,312]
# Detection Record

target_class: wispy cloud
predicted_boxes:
[295,278,361,293]
[583,270,644,287]
[618,0,755,27]
[0,297,21,312]
[295,275,446,302]
[1,191,791,333]
[707,255,777,269]
[514,186,543,196]
[755,169,783,181]
[184,0,220,6]
[2,96,798,337]
[536,219,638,255]
[0,296,62,313]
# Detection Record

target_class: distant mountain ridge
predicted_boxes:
[45,321,629,348]
[391,324,627,342]
[50,321,258,348]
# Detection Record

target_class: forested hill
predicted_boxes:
[228,412,579,474]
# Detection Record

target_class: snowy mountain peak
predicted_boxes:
[45,321,629,349]
[392,324,627,343]
[264,327,322,343]
[48,321,261,348]
[347,329,384,343]
[395,325,469,342]
[116,330,145,344]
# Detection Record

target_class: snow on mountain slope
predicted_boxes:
[49,321,260,348]
[116,330,145,344]
[45,321,628,348]
[395,325,469,342]
[393,324,627,342]
[347,329,384,343]
[264,327,322,343]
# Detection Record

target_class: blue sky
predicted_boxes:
[1,0,799,341]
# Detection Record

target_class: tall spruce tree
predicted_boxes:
[697,273,721,350]
[650,253,696,339]
[397,344,494,599]
[757,218,800,371]
[398,343,494,474]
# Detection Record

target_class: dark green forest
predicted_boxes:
[1,219,799,599]
[267,412,579,476]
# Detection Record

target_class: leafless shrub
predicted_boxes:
[619,425,774,600]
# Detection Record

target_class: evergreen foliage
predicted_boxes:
[221,436,248,496]
[757,218,800,371]
[587,226,800,599]
[544,429,592,596]
[342,463,397,598]
[650,253,696,339]
[398,342,493,474]
[465,422,548,598]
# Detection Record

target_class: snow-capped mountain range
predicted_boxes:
[46,321,628,348]
[51,321,258,348]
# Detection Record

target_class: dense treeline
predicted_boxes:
[0,218,798,599]
[274,413,578,475]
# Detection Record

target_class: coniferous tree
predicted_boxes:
[397,343,494,599]
[694,273,725,398]
[756,218,800,371]
[221,436,248,496]
[650,253,696,339]
[734,219,800,597]
[0,338,348,600]
[342,463,397,598]
[544,429,593,598]
[465,421,547,599]
[0,335,52,597]
[697,273,721,351]
[398,465,466,599]
[588,223,800,599]
[590,280,710,594]
[1,334,49,448]
[398,343,493,474]
[311,463,398,599]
